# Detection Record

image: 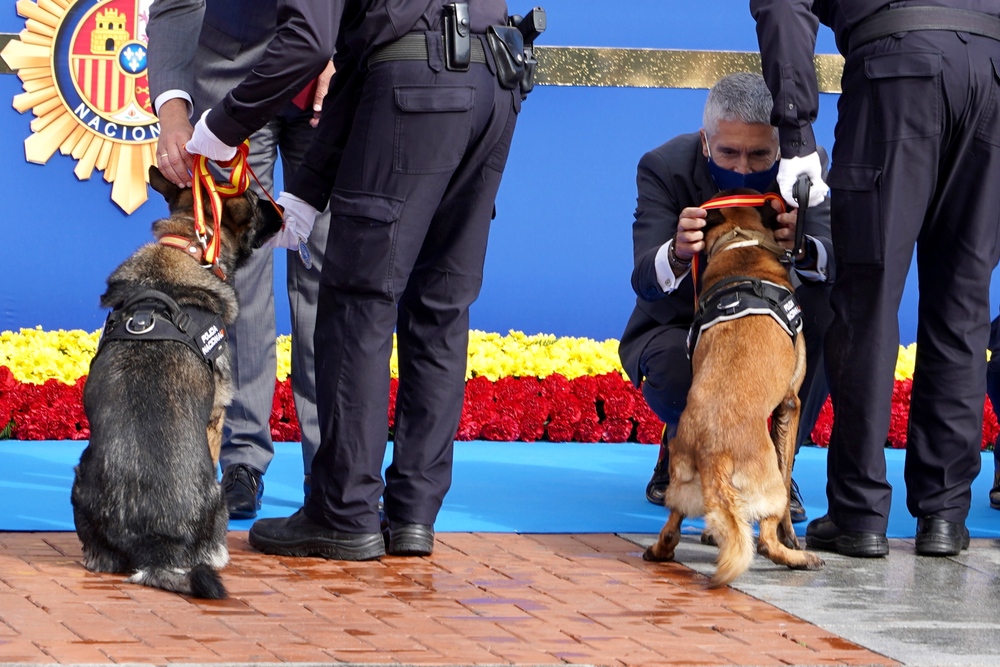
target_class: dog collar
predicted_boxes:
[707,227,787,262]
[159,234,227,281]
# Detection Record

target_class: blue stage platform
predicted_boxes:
[3,441,999,538]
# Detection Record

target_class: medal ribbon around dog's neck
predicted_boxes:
[188,141,283,279]
[690,192,788,310]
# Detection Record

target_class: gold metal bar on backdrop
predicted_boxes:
[534,46,844,93]
[0,32,845,93]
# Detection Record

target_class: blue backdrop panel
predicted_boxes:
[0,2,988,341]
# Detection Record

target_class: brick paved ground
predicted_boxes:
[0,531,897,666]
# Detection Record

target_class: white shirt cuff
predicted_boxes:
[154,90,193,117]
[654,240,690,293]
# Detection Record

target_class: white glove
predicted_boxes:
[265,191,320,266]
[185,110,237,162]
[777,152,828,209]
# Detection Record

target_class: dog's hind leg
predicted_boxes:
[206,406,225,467]
[757,515,824,571]
[643,510,684,562]
[769,391,801,550]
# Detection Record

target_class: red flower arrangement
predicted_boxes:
[2,364,999,448]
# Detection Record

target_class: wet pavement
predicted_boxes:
[623,533,1000,667]
[0,531,896,667]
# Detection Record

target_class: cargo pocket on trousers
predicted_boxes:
[394,85,474,173]
[485,99,518,173]
[326,189,405,299]
[865,51,942,142]
[826,164,884,267]
[975,58,1000,146]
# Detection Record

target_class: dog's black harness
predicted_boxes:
[687,276,803,358]
[94,289,228,371]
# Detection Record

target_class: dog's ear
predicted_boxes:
[758,198,783,232]
[703,207,727,233]
[148,165,177,200]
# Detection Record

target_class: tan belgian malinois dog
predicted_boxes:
[643,188,825,587]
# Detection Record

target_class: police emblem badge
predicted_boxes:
[1,0,160,213]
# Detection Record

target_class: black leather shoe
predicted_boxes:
[221,463,264,520]
[990,471,1000,510]
[789,479,807,524]
[915,517,970,557]
[805,515,888,558]
[387,523,434,556]
[645,432,670,505]
[249,509,385,560]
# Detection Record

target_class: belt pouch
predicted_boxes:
[444,3,471,71]
[486,26,525,89]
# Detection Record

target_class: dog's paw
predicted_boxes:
[791,553,825,571]
[700,531,718,547]
[643,544,676,562]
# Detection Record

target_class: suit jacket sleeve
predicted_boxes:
[631,149,683,303]
[146,0,205,103]
[203,0,343,146]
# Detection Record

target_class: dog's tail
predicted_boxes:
[704,471,755,588]
[128,564,227,599]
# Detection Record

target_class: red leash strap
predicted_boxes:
[691,252,701,312]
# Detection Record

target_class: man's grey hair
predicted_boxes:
[703,72,776,137]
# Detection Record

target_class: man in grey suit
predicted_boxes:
[618,72,835,523]
[146,0,332,519]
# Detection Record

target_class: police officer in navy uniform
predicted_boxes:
[752,0,1000,557]
[619,72,834,524]
[147,0,333,521]
[183,0,526,560]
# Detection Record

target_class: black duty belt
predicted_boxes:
[94,289,228,372]
[369,33,487,66]
[687,276,802,359]
[849,6,1000,51]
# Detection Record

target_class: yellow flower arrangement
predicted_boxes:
[895,343,916,381]
[0,328,980,386]
[0,327,99,384]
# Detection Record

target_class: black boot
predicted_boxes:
[990,470,1000,510]
[645,428,670,505]
[789,478,807,523]
[221,463,264,520]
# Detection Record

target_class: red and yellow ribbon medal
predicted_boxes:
[190,140,252,271]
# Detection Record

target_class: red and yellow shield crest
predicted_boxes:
[2,0,162,213]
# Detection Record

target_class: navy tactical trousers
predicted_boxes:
[306,47,519,533]
[825,29,1000,532]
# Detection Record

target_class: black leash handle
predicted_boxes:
[792,173,811,260]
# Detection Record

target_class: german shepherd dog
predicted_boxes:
[71,165,281,598]
[643,188,825,587]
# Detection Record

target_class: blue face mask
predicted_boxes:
[706,144,780,193]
